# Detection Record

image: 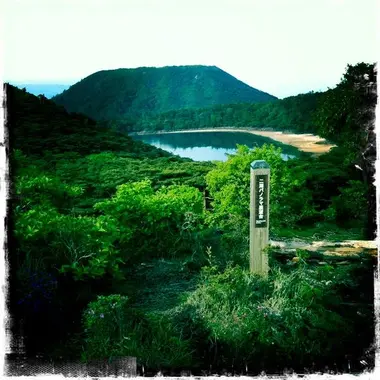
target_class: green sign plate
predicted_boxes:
[255,174,268,228]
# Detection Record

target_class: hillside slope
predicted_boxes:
[52,65,277,120]
[5,84,171,158]
[128,91,323,134]
[5,84,213,201]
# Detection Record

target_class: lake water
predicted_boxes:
[132,131,298,161]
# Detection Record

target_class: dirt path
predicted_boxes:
[270,239,377,256]
[133,128,336,154]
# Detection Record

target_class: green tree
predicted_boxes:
[314,62,377,238]
[205,144,315,232]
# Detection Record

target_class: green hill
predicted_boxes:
[6,84,213,203]
[52,65,277,120]
[5,84,171,158]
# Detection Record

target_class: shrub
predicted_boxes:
[82,295,193,370]
[205,144,318,234]
[14,175,123,281]
[94,180,204,260]
[83,294,134,360]
[175,263,353,370]
[15,205,123,281]
[331,180,367,226]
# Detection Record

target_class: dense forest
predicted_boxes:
[6,62,377,375]
[52,65,277,120]
[115,91,323,134]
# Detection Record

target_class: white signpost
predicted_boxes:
[250,160,270,276]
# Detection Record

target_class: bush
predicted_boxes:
[83,294,134,360]
[175,263,354,370]
[94,180,204,260]
[14,173,125,281]
[15,204,123,281]
[205,144,319,234]
[83,295,193,370]
[331,180,367,226]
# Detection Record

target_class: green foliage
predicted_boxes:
[202,144,364,259]
[15,173,83,212]
[205,144,316,232]
[83,294,193,369]
[94,180,204,260]
[272,223,365,242]
[15,176,206,281]
[83,294,131,359]
[54,152,213,206]
[204,142,366,244]
[313,62,376,156]
[14,175,123,281]
[16,208,123,281]
[125,91,321,134]
[8,83,214,215]
[118,315,194,369]
[8,62,375,370]
[312,61,377,232]
[6,84,172,158]
[326,180,368,226]
[52,65,276,120]
[177,263,354,368]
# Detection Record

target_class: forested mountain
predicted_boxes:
[52,65,277,120]
[123,91,323,134]
[6,85,171,158]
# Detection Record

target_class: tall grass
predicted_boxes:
[172,252,373,372]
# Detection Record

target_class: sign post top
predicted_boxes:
[251,160,270,170]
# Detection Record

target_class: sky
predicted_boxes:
[1,0,378,98]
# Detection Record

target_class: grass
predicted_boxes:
[272,223,365,242]
[86,241,376,374]
[112,257,200,316]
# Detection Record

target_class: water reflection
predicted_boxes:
[132,131,298,162]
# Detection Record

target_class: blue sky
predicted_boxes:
[2,0,378,98]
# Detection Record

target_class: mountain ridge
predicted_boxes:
[10,83,71,99]
[52,65,277,120]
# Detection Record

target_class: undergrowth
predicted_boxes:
[81,247,375,373]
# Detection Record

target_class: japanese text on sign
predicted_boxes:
[255,175,268,228]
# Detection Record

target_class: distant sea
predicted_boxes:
[9,83,72,98]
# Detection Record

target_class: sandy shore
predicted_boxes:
[132,128,336,154]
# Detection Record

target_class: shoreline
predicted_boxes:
[130,128,336,154]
